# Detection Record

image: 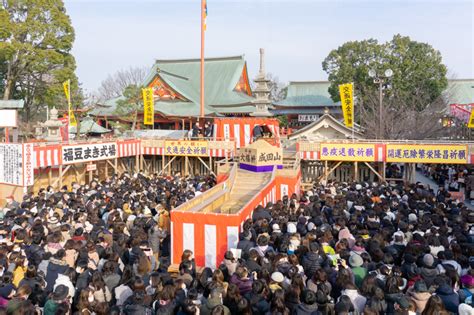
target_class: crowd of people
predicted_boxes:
[0,172,215,314]
[0,171,473,314]
[420,164,474,204]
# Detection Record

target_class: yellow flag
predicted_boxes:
[468,108,474,128]
[142,88,154,126]
[63,80,77,127]
[339,83,354,128]
[63,80,70,100]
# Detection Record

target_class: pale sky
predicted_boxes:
[65,0,474,94]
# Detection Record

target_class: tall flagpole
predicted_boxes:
[68,79,72,126]
[200,0,205,119]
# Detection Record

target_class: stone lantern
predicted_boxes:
[43,107,63,142]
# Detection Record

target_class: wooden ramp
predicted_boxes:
[217,169,272,214]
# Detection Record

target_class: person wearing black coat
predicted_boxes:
[73,260,92,302]
[247,280,270,315]
[44,250,68,293]
[245,250,262,273]
[436,283,460,314]
[237,230,255,260]
[252,206,272,222]
[302,242,324,279]
[25,239,45,266]
[192,123,201,138]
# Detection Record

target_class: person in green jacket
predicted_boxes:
[43,284,69,315]
[349,254,367,288]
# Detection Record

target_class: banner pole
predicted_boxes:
[67,79,71,127]
[352,82,355,143]
[200,0,205,120]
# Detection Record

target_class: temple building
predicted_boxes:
[288,109,363,141]
[272,81,342,129]
[445,79,474,123]
[91,55,265,129]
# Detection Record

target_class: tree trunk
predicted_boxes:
[131,110,138,131]
[3,62,13,100]
[75,117,81,139]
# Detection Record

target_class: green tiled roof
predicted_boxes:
[276,79,473,108]
[70,117,111,134]
[92,56,257,118]
[143,55,255,116]
[212,104,258,114]
[274,81,339,107]
[89,96,125,116]
[0,100,24,109]
[445,79,474,104]
[154,101,216,116]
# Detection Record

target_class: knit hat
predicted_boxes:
[271,272,284,283]
[423,253,435,267]
[287,223,297,234]
[349,254,363,267]
[272,224,281,233]
[408,213,417,223]
[397,296,410,310]
[461,274,474,287]
[414,280,428,293]
[48,216,59,225]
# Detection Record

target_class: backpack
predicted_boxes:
[462,288,473,305]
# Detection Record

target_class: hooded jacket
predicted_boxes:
[408,290,431,313]
[45,258,68,293]
[53,274,75,303]
[419,267,439,288]
[436,283,460,314]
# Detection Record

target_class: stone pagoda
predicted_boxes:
[251,48,273,117]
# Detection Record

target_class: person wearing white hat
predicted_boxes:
[287,223,297,234]
[269,271,284,293]
[272,223,281,234]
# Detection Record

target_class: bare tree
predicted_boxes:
[95,66,148,101]
[359,88,462,140]
[266,73,287,102]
